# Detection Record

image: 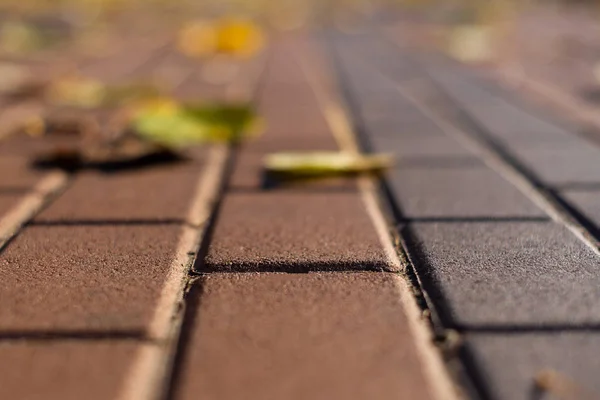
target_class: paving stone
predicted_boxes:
[429,67,578,145]
[79,38,168,83]
[511,141,600,186]
[0,342,138,400]
[464,333,600,400]
[368,133,475,157]
[242,134,339,153]
[423,67,600,185]
[0,224,181,331]
[0,156,45,189]
[0,130,80,156]
[258,94,333,139]
[35,161,205,223]
[202,192,389,272]
[562,189,600,229]
[0,194,23,216]
[175,273,434,400]
[388,167,547,218]
[408,222,600,327]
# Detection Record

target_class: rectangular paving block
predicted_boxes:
[35,160,205,223]
[388,166,547,218]
[242,133,339,154]
[428,67,576,145]
[0,156,45,189]
[202,192,390,272]
[511,141,600,186]
[0,224,181,332]
[427,67,600,185]
[464,333,600,400]
[368,132,476,157]
[561,189,600,229]
[79,38,168,83]
[0,131,79,157]
[174,273,434,400]
[0,342,138,400]
[408,222,600,327]
[0,194,25,216]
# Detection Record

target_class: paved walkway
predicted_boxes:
[2,22,600,400]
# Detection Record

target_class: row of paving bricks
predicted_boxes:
[331,29,600,399]
[0,32,448,400]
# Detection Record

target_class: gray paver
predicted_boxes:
[369,133,477,157]
[429,67,600,185]
[388,167,547,218]
[409,222,600,326]
[511,141,600,186]
[465,333,600,400]
[562,189,600,228]
[428,66,578,145]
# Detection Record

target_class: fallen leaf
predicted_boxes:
[130,99,258,147]
[177,17,265,59]
[263,151,393,178]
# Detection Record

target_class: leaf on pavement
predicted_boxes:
[263,151,393,178]
[130,99,259,147]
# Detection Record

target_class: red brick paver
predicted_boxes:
[174,273,434,400]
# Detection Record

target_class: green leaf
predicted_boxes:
[131,101,258,147]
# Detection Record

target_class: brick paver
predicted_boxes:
[174,273,435,400]
[0,224,182,332]
[0,342,141,400]
[35,161,206,223]
[203,192,389,272]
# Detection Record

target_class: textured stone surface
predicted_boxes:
[512,141,600,186]
[0,130,78,157]
[0,342,138,400]
[465,333,600,400]
[202,192,390,272]
[175,273,434,400]
[408,222,600,327]
[0,194,24,216]
[428,66,577,145]
[388,166,547,218]
[0,224,181,331]
[428,66,600,185]
[562,189,600,228]
[0,156,45,189]
[368,133,475,157]
[35,162,204,222]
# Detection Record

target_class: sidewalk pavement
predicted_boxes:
[2,24,600,400]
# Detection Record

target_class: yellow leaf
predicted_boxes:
[177,17,265,58]
[264,151,393,177]
[215,17,265,57]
